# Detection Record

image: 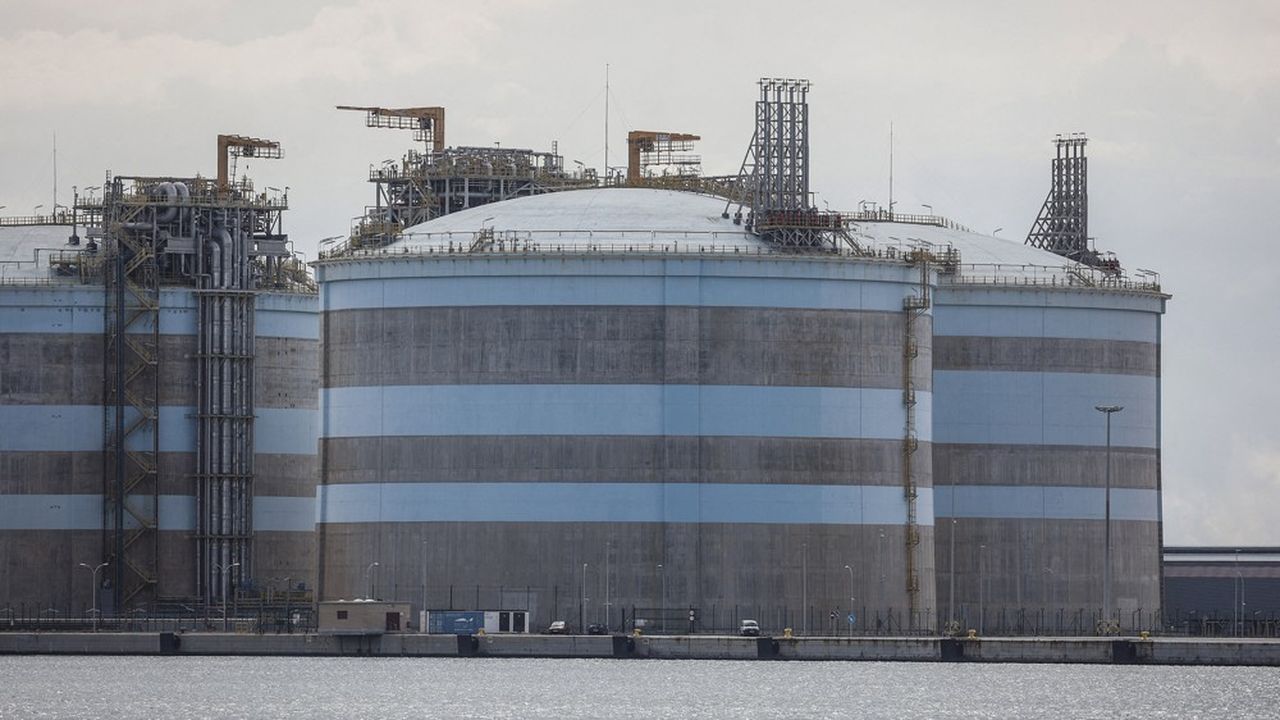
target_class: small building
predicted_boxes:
[1164,547,1280,635]
[318,600,412,635]
[423,610,532,635]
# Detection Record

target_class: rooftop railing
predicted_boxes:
[316,227,1163,294]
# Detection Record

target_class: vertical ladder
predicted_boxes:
[102,176,161,608]
[901,251,932,629]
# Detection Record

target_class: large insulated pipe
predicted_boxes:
[174,182,191,232]
[209,236,223,289]
[154,182,179,223]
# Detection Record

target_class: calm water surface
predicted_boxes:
[2,656,1278,719]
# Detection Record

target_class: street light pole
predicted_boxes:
[421,539,428,631]
[1235,549,1241,637]
[365,561,380,600]
[581,563,588,633]
[1095,405,1123,630]
[801,542,808,636]
[978,543,986,635]
[78,562,109,632]
[213,561,240,632]
[844,564,855,637]
[657,563,665,634]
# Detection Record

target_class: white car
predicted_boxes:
[739,619,761,636]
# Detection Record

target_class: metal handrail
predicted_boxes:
[315,232,1162,294]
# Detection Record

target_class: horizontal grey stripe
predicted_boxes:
[0,451,317,496]
[322,306,930,391]
[933,444,1159,490]
[317,482,935,526]
[322,436,930,487]
[935,485,1160,522]
[934,336,1157,376]
[0,494,315,531]
[0,334,317,409]
[255,453,320,497]
[322,384,931,441]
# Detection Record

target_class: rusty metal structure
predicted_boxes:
[216,135,283,196]
[625,131,702,185]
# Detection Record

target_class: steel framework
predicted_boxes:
[337,104,595,252]
[1025,134,1090,260]
[723,79,852,250]
[76,139,299,611]
[625,131,701,184]
[99,173,163,609]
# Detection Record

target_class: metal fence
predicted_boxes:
[7,596,1276,638]
[0,602,317,634]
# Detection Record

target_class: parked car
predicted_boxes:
[586,623,608,635]
[547,620,569,634]
[739,619,761,637]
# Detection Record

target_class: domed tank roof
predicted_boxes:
[378,187,1101,283]
[393,188,765,251]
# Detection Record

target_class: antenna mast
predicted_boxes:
[604,64,610,183]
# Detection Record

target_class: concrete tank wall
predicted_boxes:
[316,254,937,633]
[931,285,1166,630]
[0,285,317,612]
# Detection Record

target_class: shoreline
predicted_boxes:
[2,633,1278,666]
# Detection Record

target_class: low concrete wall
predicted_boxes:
[776,637,938,661]
[959,638,1114,664]
[636,636,758,660]
[1145,639,1280,666]
[474,634,616,658]
[0,633,159,654]
[3,633,1280,665]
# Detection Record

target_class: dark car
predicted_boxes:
[586,624,608,635]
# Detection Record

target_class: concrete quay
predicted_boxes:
[3,633,1280,665]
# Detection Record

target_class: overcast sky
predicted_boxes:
[2,0,1277,546]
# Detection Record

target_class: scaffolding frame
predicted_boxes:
[75,142,297,611]
[625,131,702,184]
[338,104,595,252]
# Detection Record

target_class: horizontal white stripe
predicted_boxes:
[935,485,1160,522]
[317,482,934,526]
[0,406,317,454]
[932,371,1157,448]
[933,304,1159,342]
[0,494,315,532]
[0,288,316,339]
[321,384,929,441]
[321,266,925,313]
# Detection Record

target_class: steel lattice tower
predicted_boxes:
[1025,134,1089,260]
[724,79,851,250]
